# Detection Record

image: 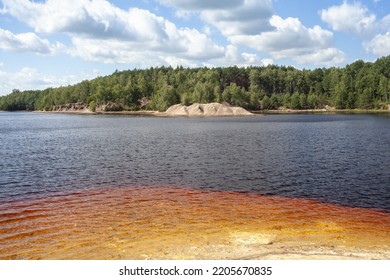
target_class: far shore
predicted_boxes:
[36,108,390,116]
[3,107,389,116]
[260,108,390,114]
[33,109,167,117]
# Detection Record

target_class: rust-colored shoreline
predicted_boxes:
[0,186,389,260]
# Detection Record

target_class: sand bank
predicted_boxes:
[43,102,254,117]
[165,103,253,117]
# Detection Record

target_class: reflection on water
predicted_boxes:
[0,186,389,259]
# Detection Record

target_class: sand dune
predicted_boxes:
[165,103,253,117]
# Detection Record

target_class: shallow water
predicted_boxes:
[0,112,389,259]
[0,186,389,259]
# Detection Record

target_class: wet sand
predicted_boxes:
[0,186,389,260]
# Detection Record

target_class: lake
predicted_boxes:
[0,112,389,259]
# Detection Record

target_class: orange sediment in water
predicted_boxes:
[0,186,389,259]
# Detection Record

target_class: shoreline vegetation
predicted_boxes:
[1,56,390,113]
[31,101,389,117]
[2,105,389,116]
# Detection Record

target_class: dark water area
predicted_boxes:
[1,112,389,212]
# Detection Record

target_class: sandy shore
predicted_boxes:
[175,242,390,260]
[43,102,254,117]
[39,107,389,116]
[39,109,166,116]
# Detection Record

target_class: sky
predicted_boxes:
[0,0,389,96]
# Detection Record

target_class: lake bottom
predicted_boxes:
[1,186,389,260]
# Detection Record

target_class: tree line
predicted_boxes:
[1,56,390,112]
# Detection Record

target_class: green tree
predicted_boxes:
[89,100,96,112]
[222,83,245,104]
[180,92,191,106]
[270,93,280,109]
[149,84,178,111]
[299,93,307,109]
[261,95,271,110]
[333,80,349,109]
[378,76,389,103]
[290,92,301,109]
[307,93,319,109]
[3,56,390,112]
[282,93,291,108]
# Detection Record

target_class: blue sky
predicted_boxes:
[0,0,389,95]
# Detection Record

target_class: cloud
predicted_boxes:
[320,1,390,57]
[364,32,390,56]
[1,0,225,65]
[0,0,355,68]
[209,45,273,67]
[158,0,274,36]
[380,14,390,30]
[320,2,377,36]
[67,19,225,66]
[69,32,224,66]
[201,0,274,36]
[157,0,242,10]
[0,66,85,95]
[2,0,132,38]
[233,16,333,53]
[294,48,347,66]
[229,15,345,66]
[1,0,169,40]
[0,28,62,54]
[157,0,344,66]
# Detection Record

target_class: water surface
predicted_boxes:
[1,112,389,211]
[0,112,389,259]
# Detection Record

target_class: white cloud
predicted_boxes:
[157,0,242,10]
[0,28,62,54]
[320,2,377,36]
[0,67,85,95]
[158,0,274,36]
[68,23,225,65]
[229,16,345,66]
[209,45,273,67]
[364,32,390,56]
[0,0,363,69]
[2,0,131,38]
[320,2,390,57]
[1,0,225,65]
[294,48,347,66]
[2,0,172,41]
[381,14,390,30]
[261,58,274,66]
[157,1,344,66]
[200,0,274,36]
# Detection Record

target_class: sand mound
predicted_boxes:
[165,103,253,117]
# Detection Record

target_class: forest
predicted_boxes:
[1,55,390,112]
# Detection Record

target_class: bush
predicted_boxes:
[89,100,96,112]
